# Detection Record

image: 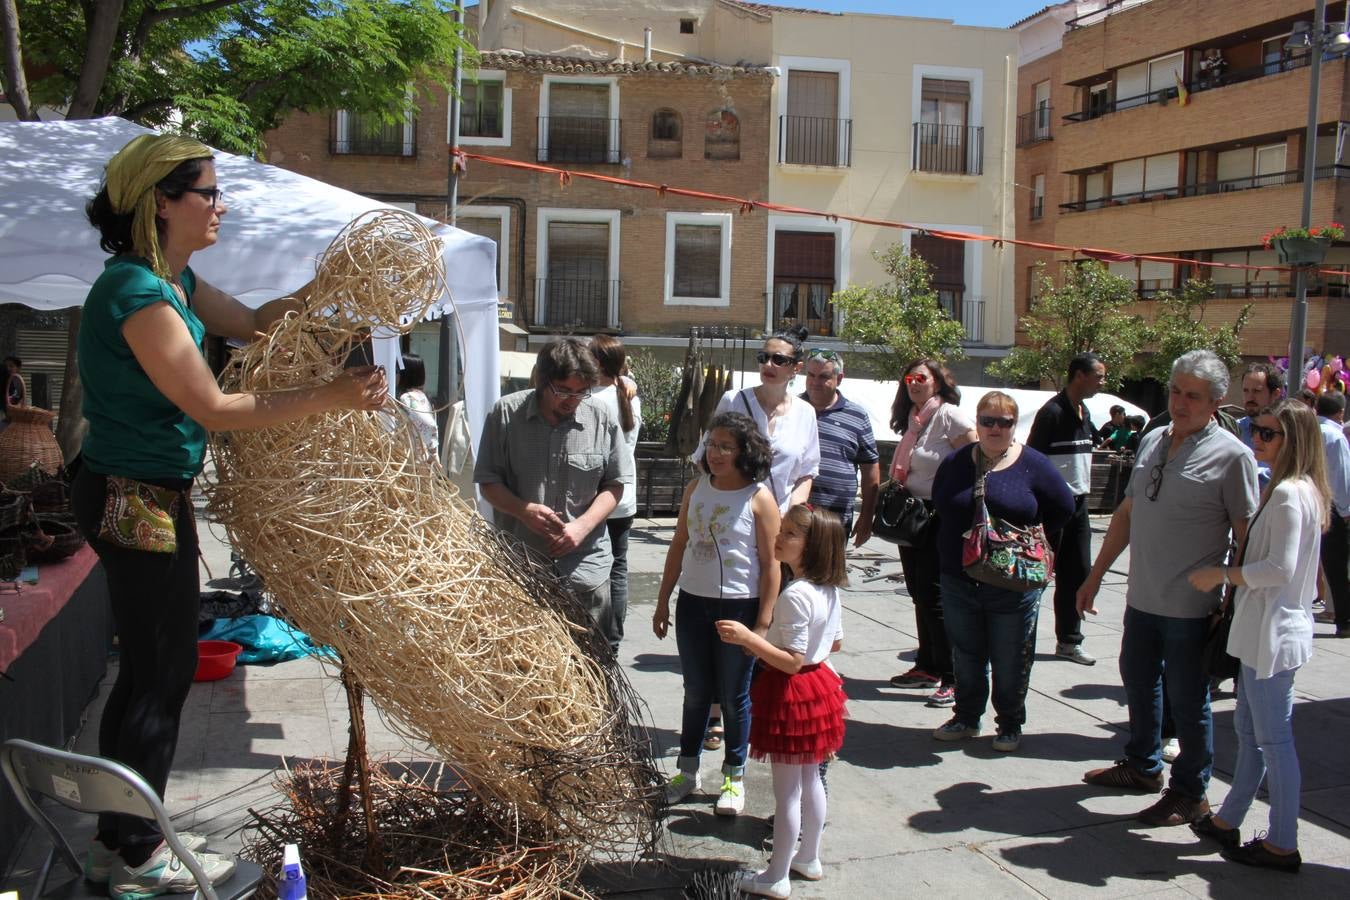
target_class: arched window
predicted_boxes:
[704,109,740,160]
[648,108,682,158]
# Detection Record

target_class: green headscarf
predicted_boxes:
[104,133,214,281]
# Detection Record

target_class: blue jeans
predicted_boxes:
[940,574,1041,732]
[674,590,759,776]
[1218,664,1301,849]
[1119,606,1213,799]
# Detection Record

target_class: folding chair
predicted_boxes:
[1,739,263,900]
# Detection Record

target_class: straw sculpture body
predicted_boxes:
[206,211,660,861]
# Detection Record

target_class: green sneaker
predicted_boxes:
[662,770,701,804]
[108,841,235,900]
[714,776,745,816]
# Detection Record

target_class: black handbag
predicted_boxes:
[872,480,933,547]
[1201,595,1240,681]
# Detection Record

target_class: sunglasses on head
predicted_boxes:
[904,372,931,385]
[977,415,1016,429]
[1251,424,1285,442]
[805,348,840,362]
[756,350,798,367]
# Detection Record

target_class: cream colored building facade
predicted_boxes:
[475,1,1018,371]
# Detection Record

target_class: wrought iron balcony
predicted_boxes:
[537,116,621,164]
[530,278,620,330]
[1016,107,1053,146]
[911,123,984,175]
[1059,164,1350,213]
[778,115,852,167]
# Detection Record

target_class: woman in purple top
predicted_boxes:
[930,391,1075,753]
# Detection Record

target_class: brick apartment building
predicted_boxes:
[1013,0,1350,362]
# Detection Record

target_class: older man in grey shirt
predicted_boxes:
[1077,350,1258,828]
[474,338,631,637]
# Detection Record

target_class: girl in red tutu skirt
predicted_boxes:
[716,504,847,899]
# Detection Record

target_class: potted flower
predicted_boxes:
[1262,222,1345,266]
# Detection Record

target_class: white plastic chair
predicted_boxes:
[1,738,263,899]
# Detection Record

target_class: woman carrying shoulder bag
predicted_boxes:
[1187,399,1331,873]
[886,359,977,709]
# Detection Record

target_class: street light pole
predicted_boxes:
[1289,0,1327,378]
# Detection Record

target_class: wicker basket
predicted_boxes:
[0,491,32,532]
[0,527,26,581]
[29,516,84,563]
[0,407,63,483]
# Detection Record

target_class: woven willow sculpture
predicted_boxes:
[206,210,660,860]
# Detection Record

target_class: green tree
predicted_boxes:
[988,261,1146,390]
[831,244,967,381]
[2,0,466,154]
[627,350,681,445]
[1136,279,1252,384]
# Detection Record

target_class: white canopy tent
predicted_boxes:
[0,117,501,466]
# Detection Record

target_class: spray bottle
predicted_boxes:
[276,843,307,900]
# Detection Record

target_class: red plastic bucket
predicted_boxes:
[194,640,243,682]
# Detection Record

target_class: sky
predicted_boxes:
[798,1,1052,28]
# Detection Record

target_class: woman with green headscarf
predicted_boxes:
[73,133,387,899]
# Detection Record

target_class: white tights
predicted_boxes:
[765,761,826,882]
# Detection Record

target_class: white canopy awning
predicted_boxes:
[0,117,502,474]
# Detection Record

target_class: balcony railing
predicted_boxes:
[537,116,621,164]
[1063,55,1320,124]
[1016,107,1053,146]
[912,123,984,175]
[1060,164,1350,214]
[1030,198,1044,220]
[770,283,837,337]
[940,293,986,344]
[530,278,620,330]
[778,115,852,167]
[330,118,416,157]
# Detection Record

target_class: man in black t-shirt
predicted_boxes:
[1027,352,1104,666]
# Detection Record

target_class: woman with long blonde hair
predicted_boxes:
[1187,399,1332,872]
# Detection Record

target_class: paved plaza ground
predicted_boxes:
[5,504,1349,897]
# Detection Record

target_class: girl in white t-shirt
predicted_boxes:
[396,353,439,463]
[717,504,847,898]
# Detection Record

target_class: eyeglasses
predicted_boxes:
[756,350,798,367]
[1251,425,1285,442]
[704,440,738,456]
[182,186,225,208]
[805,348,840,362]
[904,372,931,385]
[977,415,1015,429]
[548,382,592,401]
[1146,461,1165,502]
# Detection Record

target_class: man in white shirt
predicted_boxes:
[1315,392,1350,637]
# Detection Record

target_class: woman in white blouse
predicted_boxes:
[705,325,820,513]
[1187,399,1331,873]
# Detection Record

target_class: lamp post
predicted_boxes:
[1287,0,1350,376]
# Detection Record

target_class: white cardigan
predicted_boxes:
[1227,478,1324,679]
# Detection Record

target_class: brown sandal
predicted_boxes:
[703,720,723,752]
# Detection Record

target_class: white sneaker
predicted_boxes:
[86,834,209,883]
[109,842,235,900]
[1055,643,1097,666]
[662,770,701,804]
[789,855,823,880]
[1162,737,1180,763]
[738,869,791,898]
[714,776,745,816]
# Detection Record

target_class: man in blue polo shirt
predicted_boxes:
[801,348,879,546]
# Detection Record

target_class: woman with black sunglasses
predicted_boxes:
[886,359,976,709]
[929,391,1074,753]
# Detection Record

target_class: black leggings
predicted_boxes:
[72,465,200,866]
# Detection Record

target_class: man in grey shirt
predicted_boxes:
[1076,350,1257,828]
[474,338,631,637]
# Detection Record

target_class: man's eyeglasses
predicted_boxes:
[1251,425,1285,442]
[1146,461,1165,502]
[548,382,592,401]
[704,440,738,456]
[756,350,798,367]
[904,372,931,385]
[977,415,1015,430]
[183,186,225,208]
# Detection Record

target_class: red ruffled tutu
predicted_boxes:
[748,662,847,765]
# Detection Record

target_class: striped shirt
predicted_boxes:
[801,390,879,520]
[1026,391,1095,497]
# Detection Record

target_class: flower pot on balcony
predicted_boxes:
[1273,236,1331,266]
